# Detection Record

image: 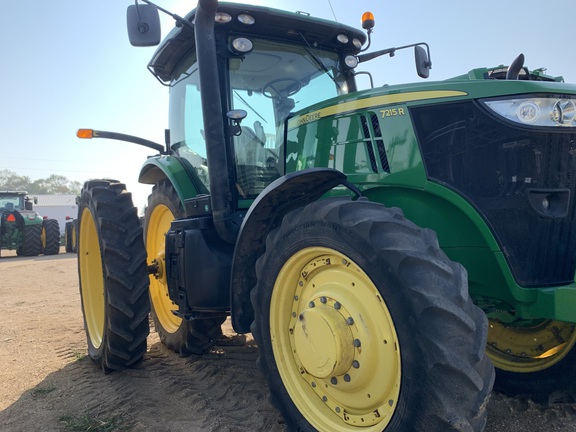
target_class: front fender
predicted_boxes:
[138,156,208,208]
[230,168,351,333]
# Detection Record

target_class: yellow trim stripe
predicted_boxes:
[288,90,468,129]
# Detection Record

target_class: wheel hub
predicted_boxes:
[294,304,354,378]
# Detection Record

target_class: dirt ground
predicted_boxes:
[1,250,576,432]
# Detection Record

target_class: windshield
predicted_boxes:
[230,38,346,198]
[168,38,347,198]
[0,194,24,211]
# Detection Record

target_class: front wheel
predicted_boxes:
[65,221,74,252]
[251,197,494,431]
[78,180,150,372]
[145,181,224,355]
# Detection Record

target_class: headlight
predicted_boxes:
[483,96,576,127]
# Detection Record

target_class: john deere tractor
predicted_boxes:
[75,1,576,430]
[0,191,60,257]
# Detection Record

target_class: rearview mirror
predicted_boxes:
[127,3,161,47]
[415,45,431,79]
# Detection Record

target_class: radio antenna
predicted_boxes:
[327,0,338,22]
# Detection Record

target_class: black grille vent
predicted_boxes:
[370,113,390,173]
[359,113,390,173]
[360,115,378,172]
[413,101,576,287]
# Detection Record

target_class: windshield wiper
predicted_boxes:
[233,90,268,124]
[298,32,342,91]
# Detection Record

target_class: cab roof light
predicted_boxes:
[352,38,363,49]
[231,37,253,54]
[337,34,349,44]
[237,13,255,25]
[215,12,232,24]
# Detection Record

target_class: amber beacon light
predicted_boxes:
[361,11,375,30]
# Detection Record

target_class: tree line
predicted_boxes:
[0,170,81,195]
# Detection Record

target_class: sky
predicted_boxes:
[0,0,573,212]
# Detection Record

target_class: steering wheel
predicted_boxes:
[262,78,302,98]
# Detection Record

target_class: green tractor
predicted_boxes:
[0,191,60,257]
[75,0,576,430]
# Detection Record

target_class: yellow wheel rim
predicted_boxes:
[147,203,182,332]
[270,247,401,431]
[487,319,576,373]
[78,207,105,349]
[41,225,46,249]
[72,224,77,249]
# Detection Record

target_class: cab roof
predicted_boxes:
[149,2,366,83]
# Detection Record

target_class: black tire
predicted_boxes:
[251,197,494,432]
[488,319,576,400]
[41,218,60,255]
[144,181,224,355]
[65,221,73,253]
[77,179,150,372]
[72,219,79,253]
[17,223,42,256]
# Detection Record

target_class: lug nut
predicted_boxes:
[346,317,354,325]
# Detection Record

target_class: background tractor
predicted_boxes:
[0,191,60,257]
[76,0,576,430]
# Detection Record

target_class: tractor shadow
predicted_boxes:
[0,246,73,261]
[0,332,285,432]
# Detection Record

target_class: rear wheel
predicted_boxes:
[78,180,150,372]
[72,219,79,253]
[145,181,224,355]
[41,218,60,255]
[487,318,576,398]
[65,221,73,252]
[251,197,494,432]
[17,223,42,256]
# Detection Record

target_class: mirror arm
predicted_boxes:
[138,0,195,30]
[357,42,432,68]
[357,47,396,63]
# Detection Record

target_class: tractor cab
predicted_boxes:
[0,192,26,211]
[141,2,366,205]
